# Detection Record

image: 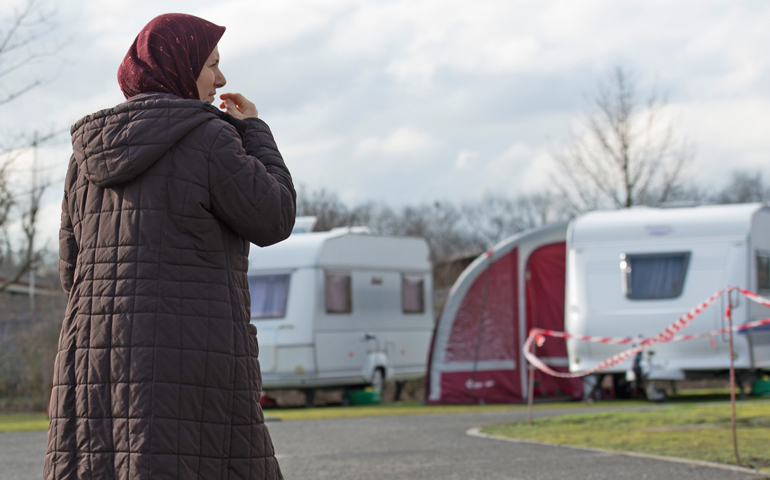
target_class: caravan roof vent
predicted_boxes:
[329,226,372,235]
[659,201,700,209]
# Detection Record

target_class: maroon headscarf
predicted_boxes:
[118,13,225,100]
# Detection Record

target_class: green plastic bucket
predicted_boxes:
[752,379,770,397]
[343,389,381,405]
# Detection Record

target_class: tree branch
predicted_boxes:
[550,65,693,211]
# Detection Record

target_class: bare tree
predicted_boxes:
[295,187,479,263]
[296,185,584,265]
[712,170,770,205]
[552,66,693,212]
[0,0,59,107]
[0,0,60,292]
[15,315,60,400]
[461,192,570,248]
[295,187,352,231]
[381,202,475,264]
[0,159,44,292]
[0,162,12,238]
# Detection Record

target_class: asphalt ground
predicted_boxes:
[1,407,765,480]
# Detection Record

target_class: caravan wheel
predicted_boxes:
[371,368,385,392]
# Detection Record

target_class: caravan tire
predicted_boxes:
[612,374,634,399]
[303,389,316,408]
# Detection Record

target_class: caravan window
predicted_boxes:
[326,272,352,313]
[621,252,690,300]
[402,274,425,313]
[249,274,290,319]
[757,252,770,296]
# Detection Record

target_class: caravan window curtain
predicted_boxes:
[402,274,425,313]
[326,272,352,313]
[623,252,690,300]
[249,274,291,318]
[757,251,770,296]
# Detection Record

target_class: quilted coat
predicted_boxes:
[45,92,295,480]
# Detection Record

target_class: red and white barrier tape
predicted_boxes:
[523,287,770,379]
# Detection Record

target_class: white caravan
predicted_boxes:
[566,203,770,389]
[247,224,434,398]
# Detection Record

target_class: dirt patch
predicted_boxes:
[743,456,770,470]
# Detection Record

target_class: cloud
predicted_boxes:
[324,0,770,92]
[4,0,770,212]
[355,127,438,158]
[70,0,357,58]
[480,142,554,195]
[455,150,480,170]
[281,138,343,160]
[677,97,770,183]
[198,0,357,55]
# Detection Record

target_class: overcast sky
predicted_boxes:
[2,0,770,247]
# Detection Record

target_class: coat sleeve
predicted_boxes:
[208,118,296,247]
[59,191,77,293]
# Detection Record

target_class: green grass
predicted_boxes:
[0,401,597,432]
[0,413,49,433]
[0,390,762,433]
[0,399,608,432]
[263,390,765,421]
[482,399,770,471]
[0,399,624,431]
[265,400,564,421]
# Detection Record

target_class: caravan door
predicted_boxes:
[315,270,369,382]
[525,243,582,398]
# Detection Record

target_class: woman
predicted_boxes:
[45,13,294,480]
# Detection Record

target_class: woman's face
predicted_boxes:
[196,45,226,102]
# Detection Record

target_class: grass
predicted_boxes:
[0,398,633,431]
[0,413,50,433]
[1,390,763,432]
[263,399,614,421]
[263,389,764,421]
[482,399,770,471]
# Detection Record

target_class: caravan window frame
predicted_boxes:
[248,273,292,319]
[325,271,352,314]
[401,273,425,314]
[620,251,690,300]
[757,250,770,296]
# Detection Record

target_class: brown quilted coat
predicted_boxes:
[45,92,295,480]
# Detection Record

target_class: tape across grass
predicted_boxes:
[482,401,770,470]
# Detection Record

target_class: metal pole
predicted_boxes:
[526,267,537,422]
[726,293,741,465]
[527,341,535,425]
[29,131,37,316]
[468,252,493,404]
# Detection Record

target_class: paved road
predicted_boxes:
[2,408,765,479]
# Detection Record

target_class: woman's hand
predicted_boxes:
[219,93,258,119]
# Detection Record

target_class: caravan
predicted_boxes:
[247,220,434,400]
[566,203,770,391]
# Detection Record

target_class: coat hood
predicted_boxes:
[71,93,220,188]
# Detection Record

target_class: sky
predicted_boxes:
[2,0,770,248]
